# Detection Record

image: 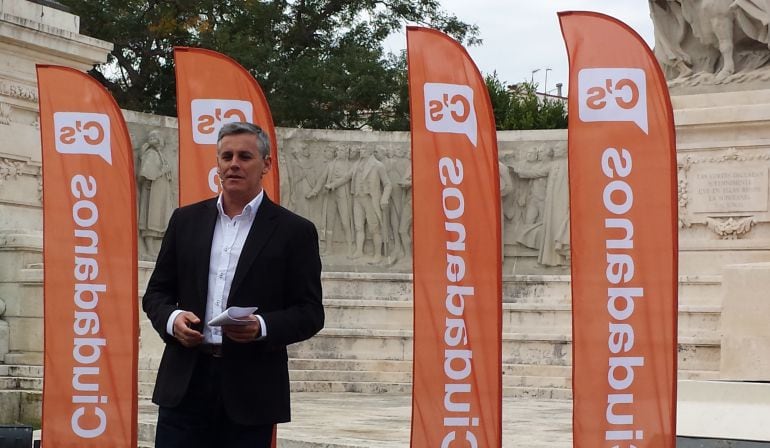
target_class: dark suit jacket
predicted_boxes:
[142,196,324,425]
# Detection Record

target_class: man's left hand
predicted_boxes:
[223,315,261,343]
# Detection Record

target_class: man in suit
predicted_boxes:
[143,122,324,448]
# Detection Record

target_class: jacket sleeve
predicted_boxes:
[142,208,181,344]
[260,218,324,346]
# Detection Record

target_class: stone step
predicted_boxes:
[289,358,412,373]
[0,364,42,378]
[323,299,413,330]
[0,376,41,390]
[0,389,41,423]
[679,275,723,307]
[502,374,571,389]
[288,328,720,371]
[102,366,727,404]
[321,272,413,302]
[289,369,412,384]
[321,299,721,336]
[504,386,572,400]
[290,381,411,394]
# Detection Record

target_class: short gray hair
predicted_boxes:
[217,122,271,159]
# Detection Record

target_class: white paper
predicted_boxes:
[207,306,258,327]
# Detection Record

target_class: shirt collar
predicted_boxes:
[216,189,265,220]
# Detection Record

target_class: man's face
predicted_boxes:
[350,147,360,160]
[217,133,271,199]
[335,148,348,160]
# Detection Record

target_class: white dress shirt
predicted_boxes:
[166,192,267,344]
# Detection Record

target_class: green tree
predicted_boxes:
[484,73,567,130]
[58,0,478,130]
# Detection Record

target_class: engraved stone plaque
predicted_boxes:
[689,164,769,214]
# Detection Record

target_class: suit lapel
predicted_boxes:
[227,196,280,305]
[196,199,219,304]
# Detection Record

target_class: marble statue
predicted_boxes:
[138,130,174,260]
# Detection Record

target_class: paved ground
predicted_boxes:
[276,393,573,447]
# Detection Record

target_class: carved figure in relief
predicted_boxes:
[512,145,570,267]
[398,166,413,259]
[499,160,515,240]
[377,146,407,263]
[138,130,174,259]
[350,146,392,263]
[308,146,354,255]
[278,150,293,209]
[515,147,549,251]
[290,143,316,220]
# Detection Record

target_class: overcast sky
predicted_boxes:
[384,1,654,95]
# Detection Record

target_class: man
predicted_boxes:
[143,122,324,448]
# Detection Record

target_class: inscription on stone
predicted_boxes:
[689,164,768,213]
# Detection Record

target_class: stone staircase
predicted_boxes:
[129,272,725,404]
[0,271,724,445]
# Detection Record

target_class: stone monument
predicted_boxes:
[651,2,770,443]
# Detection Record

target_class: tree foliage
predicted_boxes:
[58,0,479,130]
[485,72,567,130]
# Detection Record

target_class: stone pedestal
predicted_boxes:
[674,90,770,276]
[720,262,770,380]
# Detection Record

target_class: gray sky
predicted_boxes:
[385,1,654,95]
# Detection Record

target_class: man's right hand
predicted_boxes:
[172,311,204,347]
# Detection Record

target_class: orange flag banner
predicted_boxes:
[560,11,679,447]
[406,26,502,448]
[37,65,138,448]
[174,47,279,206]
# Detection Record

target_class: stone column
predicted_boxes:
[0,0,112,364]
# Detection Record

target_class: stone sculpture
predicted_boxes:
[350,146,392,263]
[650,0,770,83]
[138,130,174,260]
[309,146,354,255]
[510,144,569,267]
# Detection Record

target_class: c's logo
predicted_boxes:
[578,68,648,134]
[53,113,112,164]
[423,83,478,147]
[191,100,253,144]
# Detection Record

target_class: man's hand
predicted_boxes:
[223,315,261,343]
[172,311,204,347]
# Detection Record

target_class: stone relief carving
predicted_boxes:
[0,81,37,102]
[678,148,770,238]
[0,158,24,185]
[137,130,175,260]
[705,216,756,239]
[506,143,570,268]
[0,102,11,125]
[308,145,354,256]
[281,141,414,266]
[350,146,392,264]
[651,0,770,86]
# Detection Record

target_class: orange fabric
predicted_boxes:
[559,12,678,448]
[406,26,502,448]
[174,47,279,206]
[37,65,138,448]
